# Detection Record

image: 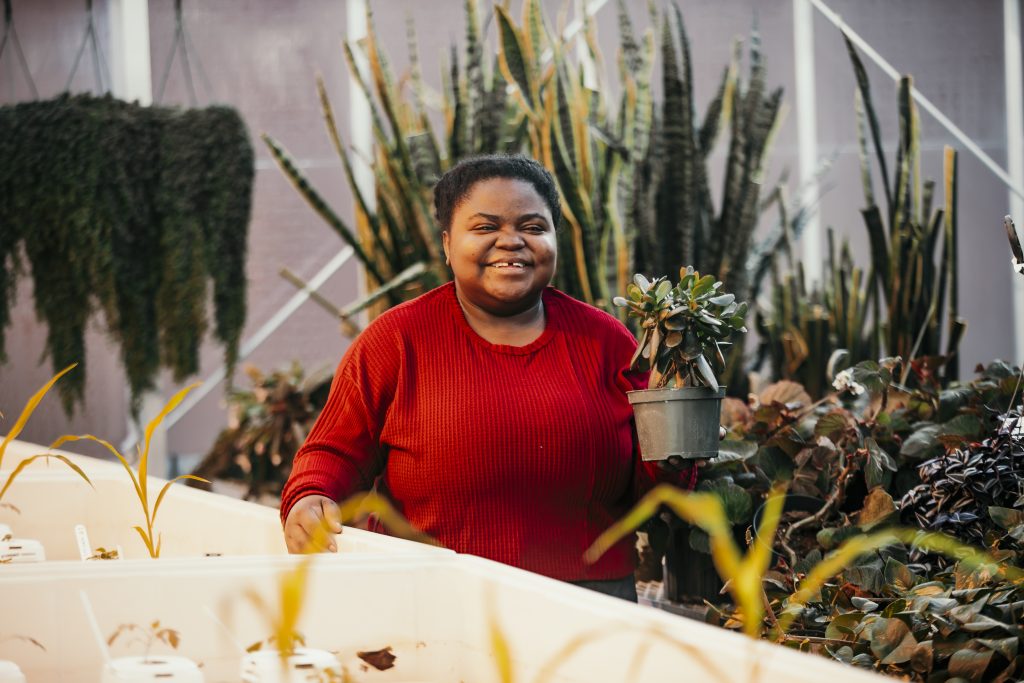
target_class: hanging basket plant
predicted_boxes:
[0,93,254,415]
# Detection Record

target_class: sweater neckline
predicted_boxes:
[445,282,558,356]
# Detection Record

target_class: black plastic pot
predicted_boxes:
[661,514,746,604]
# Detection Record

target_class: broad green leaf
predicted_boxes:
[869,617,916,664]
[844,565,884,593]
[702,478,753,525]
[709,293,735,307]
[948,648,993,681]
[900,424,941,459]
[814,410,851,438]
[654,279,671,301]
[884,556,915,591]
[864,437,897,490]
[940,414,982,437]
[988,507,1024,531]
[859,488,896,529]
[714,440,757,464]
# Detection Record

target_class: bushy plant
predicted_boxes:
[189,362,333,502]
[613,268,747,390]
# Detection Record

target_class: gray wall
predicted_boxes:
[0,0,1019,466]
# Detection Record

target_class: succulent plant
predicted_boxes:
[613,267,747,390]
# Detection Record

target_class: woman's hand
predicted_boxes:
[658,426,727,472]
[284,494,343,554]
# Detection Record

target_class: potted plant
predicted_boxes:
[614,268,748,461]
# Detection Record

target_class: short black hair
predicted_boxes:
[433,154,561,231]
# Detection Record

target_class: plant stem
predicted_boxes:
[780,464,853,569]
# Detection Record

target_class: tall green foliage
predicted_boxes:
[267,1,784,326]
[759,36,966,394]
[645,9,783,305]
[846,34,965,379]
[0,94,254,414]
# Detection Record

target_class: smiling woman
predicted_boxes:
[280,155,698,602]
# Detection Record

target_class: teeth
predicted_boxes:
[492,262,525,268]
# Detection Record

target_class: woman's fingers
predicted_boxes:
[285,495,341,554]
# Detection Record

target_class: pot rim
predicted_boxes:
[627,386,726,403]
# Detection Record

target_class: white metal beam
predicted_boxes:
[809,0,1024,202]
[1005,0,1024,363]
[793,0,821,286]
[107,0,168,472]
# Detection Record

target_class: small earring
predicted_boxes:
[445,257,450,266]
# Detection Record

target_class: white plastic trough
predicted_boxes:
[0,552,886,683]
[0,440,449,560]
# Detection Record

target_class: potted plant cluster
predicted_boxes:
[614,268,748,461]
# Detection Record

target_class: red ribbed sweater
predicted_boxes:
[281,282,676,581]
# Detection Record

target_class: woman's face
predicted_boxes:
[442,177,557,315]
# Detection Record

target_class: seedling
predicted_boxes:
[0,364,93,505]
[51,384,208,558]
[107,621,181,663]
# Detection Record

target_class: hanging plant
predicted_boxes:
[0,93,254,415]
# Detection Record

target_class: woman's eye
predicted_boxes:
[473,224,497,231]
[525,225,546,233]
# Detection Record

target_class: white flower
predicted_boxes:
[832,368,866,395]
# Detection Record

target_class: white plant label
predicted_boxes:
[74,523,91,561]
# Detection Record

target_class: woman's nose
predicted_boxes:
[495,228,525,249]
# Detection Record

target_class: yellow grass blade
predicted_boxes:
[140,384,199,501]
[51,434,143,507]
[133,525,156,558]
[0,453,93,501]
[532,624,730,683]
[487,594,514,683]
[336,492,441,546]
[152,475,210,526]
[778,528,1024,635]
[0,364,76,469]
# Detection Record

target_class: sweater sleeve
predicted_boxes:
[279,316,400,524]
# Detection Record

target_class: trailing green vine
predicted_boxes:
[0,93,254,415]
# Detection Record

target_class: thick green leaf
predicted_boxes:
[864,437,897,490]
[884,556,916,591]
[948,648,993,681]
[869,617,917,664]
[714,439,757,464]
[814,410,851,438]
[941,414,982,438]
[900,424,941,459]
[694,353,718,390]
[702,478,753,525]
[988,507,1024,531]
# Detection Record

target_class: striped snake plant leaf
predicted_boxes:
[496,4,537,119]
[314,77,400,272]
[844,32,893,219]
[261,134,385,286]
[464,0,484,153]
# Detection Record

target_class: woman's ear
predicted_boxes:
[442,231,451,266]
